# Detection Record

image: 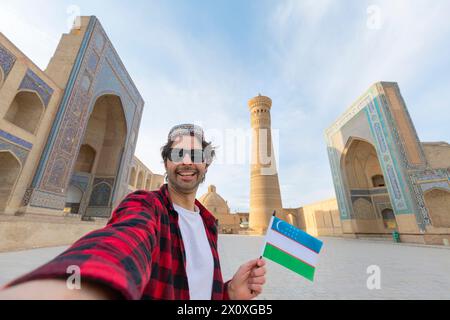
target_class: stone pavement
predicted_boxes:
[1,236,449,299]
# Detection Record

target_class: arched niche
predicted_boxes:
[4,91,44,134]
[68,94,127,217]
[0,151,21,212]
[342,139,383,189]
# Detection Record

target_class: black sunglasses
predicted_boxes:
[168,148,205,164]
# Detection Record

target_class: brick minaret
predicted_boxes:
[248,94,284,234]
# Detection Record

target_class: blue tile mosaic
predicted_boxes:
[19,69,54,107]
[0,129,33,149]
[0,44,16,77]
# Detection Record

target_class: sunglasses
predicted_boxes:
[168,148,205,164]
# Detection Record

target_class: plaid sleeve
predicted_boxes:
[4,191,159,300]
[223,280,231,300]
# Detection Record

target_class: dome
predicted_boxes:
[198,185,230,215]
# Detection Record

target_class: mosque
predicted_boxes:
[0,16,449,251]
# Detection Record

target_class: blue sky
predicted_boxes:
[1,0,449,211]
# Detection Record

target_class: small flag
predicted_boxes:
[261,215,323,281]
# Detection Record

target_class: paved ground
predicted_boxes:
[1,236,449,299]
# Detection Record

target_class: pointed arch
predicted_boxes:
[4,90,45,134]
[0,150,22,212]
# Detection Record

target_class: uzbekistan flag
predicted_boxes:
[261,215,323,281]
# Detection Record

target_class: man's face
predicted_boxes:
[165,135,207,194]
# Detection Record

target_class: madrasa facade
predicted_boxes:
[325,82,450,245]
[0,16,163,251]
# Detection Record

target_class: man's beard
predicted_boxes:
[167,166,205,194]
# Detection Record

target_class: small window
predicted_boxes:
[372,175,385,187]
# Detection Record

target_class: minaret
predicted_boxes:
[248,94,284,234]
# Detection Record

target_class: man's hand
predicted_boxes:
[227,258,266,300]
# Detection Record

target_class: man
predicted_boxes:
[0,124,266,300]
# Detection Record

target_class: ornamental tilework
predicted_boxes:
[409,169,450,227]
[412,169,448,182]
[0,138,29,164]
[104,45,143,107]
[93,32,105,53]
[69,173,90,192]
[89,182,112,206]
[39,20,99,194]
[0,129,33,149]
[326,92,418,222]
[80,72,92,93]
[325,83,446,232]
[0,44,16,78]
[420,181,450,193]
[93,177,115,186]
[30,17,144,212]
[86,50,99,73]
[23,189,66,209]
[378,85,427,170]
[364,97,409,212]
[378,94,411,170]
[326,145,351,219]
[19,69,54,107]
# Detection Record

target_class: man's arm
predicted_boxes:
[0,191,159,300]
[0,279,119,300]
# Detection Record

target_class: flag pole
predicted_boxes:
[251,211,277,295]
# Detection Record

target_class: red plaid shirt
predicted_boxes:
[6,184,230,300]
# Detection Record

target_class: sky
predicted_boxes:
[1,0,449,211]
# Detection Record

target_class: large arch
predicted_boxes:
[424,188,450,228]
[342,139,384,190]
[4,91,44,134]
[68,94,127,218]
[64,144,96,214]
[0,151,21,212]
[341,138,396,233]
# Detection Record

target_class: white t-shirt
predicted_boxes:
[173,203,214,300]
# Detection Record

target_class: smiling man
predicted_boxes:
[0,124,266,300]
